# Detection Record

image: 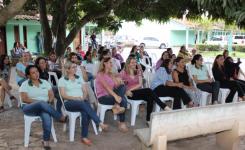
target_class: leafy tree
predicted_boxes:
[30,0,202,56]
[192,0,245,28]
[0,0,27,26]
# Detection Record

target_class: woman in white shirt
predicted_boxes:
[19,65,67,150]
[59,61,108,146]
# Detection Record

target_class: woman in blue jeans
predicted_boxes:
[58,61,108,146]
[19,65,67,150]
[95,57,128,133]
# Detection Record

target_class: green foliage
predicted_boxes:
[193,0,245,28]
[197,44,245,52]
[196,44,221,51]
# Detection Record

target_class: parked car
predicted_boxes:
[233,35,245,45]
[139,37,167,49]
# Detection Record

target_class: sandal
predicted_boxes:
[0,106,4,113]
[42,141,51,150]
[99,123,109,132]
[59,116,68,123]
[81,138,92,146]
[112,105,125,115]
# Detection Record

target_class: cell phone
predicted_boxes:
[237,58,240,62]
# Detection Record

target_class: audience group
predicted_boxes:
[0,43,245,149]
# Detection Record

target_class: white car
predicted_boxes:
[139,37,167,49]
[233,35,245,45]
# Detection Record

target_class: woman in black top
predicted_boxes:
[172,57,201,105]
[212,55,245,102]
[35,57,63,113]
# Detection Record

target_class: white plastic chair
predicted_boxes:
[57,87,98,142]
[94,81,117,131]
[126,98,145,126]
[48,72,59,109]
[24,115,57,147]
[4,94,13,108]
[19,97,57,147]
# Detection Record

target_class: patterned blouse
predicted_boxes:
[0,65,10,81]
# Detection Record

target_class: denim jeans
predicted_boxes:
[64,100,100,138]
[98,85,127,122]
[22,101,62,141]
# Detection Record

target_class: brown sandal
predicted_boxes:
[112,105,125,115]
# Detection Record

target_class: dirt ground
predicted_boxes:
[0,68,244,150]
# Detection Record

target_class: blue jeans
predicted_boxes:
[98,85,127,122]
[64,100,101,138]
[22,101,62,141]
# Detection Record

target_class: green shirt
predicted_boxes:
[58,76,84,97]
[19,79,52,102]
[190,65,209,80]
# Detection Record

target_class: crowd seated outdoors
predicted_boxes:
[0,42,245,150]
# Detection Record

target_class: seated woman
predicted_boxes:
[68,52,97,107]
[213,55,245,102]
[16,51,33,86]
[155,51,169,70]
[0,55,18,112]
[190,54,220,104]
[19,65,67,150]
[151,59,194,109]
[35,57,63,113]
[172,57,201,105]
[120,56,171,122]
[95,57,128,132]
[151,59,195,109]
[59,61,108,146]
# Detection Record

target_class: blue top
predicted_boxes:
[151,67,172,90]
[16,62,32,83]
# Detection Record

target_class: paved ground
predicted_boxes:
[0,50,245,150]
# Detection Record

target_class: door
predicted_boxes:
[0,27,7,55]
[14,25,20,42]
[23,26,27,48]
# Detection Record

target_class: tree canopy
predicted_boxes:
[0,0,27,26]
[1,0,245,56]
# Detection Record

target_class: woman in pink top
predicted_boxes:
[95,57,128,132]
[120,56,171,123]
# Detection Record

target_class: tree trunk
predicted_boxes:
[38,0,53,55]
[0,0,27,26]
[55,1,67,57]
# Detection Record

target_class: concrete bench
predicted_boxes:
[134,102,245,150]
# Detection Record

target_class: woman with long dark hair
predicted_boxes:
[0,55,17,112]
[172,57,201,105]
[151,59,195,109]
[190,54,220,104]
[212,55,245,102]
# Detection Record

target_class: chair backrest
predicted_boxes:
[57,84,68,113]
[48,72,59,86]
[93,79,98,98]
